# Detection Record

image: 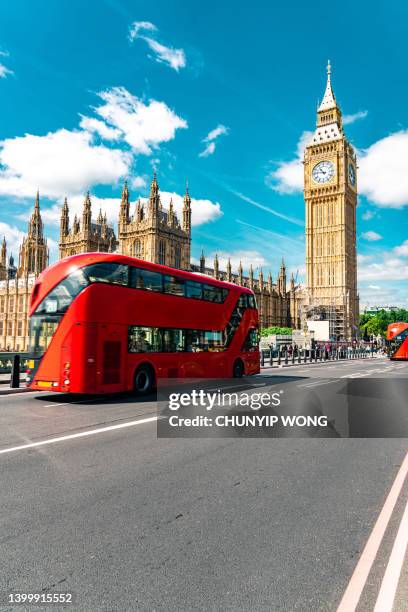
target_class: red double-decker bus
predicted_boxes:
[386,322,408,360]
[26,253,260,394]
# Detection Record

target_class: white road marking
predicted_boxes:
[297,380,338,389]
[374,497,408,612]
[0,416,158,456]
[337,451,408,612]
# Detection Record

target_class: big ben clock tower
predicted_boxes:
[304,61,359,340]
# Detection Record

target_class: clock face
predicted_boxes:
[348,163,356,186]
[312,161,334,184]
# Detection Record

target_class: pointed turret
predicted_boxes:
[82,191,92,231]
[97,208,103,225]
[238,261,243,285]
[168,198,174,225]
[183,180,191,232]
[267,272,273,293]
[148,172,160,219]
[1,236,6,266]
[60,197,69,238]
[199,249,205,273]
[259,269,264,291]
[278,258,287,296]
[28,190,43,240]
[119,180,130,230]
[249,264,254,289]
[226,257,232,282]
[214,253,219,279]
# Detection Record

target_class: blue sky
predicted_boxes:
[0,0,407,307]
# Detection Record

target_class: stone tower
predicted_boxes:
[59,193,117,258]
[118,174,191,270]
[303,61,359,340]
[18,191,49,276]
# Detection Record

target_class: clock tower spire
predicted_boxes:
[303,62,359,341]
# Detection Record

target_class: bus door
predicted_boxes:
[97,323,126,392]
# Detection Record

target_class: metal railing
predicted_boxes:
[260,344,380,368]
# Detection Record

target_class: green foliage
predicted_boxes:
[359,309,408,338]
[260,326,293,337]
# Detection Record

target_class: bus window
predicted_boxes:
[128,326,161,352]
[85,263,129,286]
[34,268,89,315]
[238,294,249,308]
[185,280,203,300]
[248,294,257,309]
[28,316,61,355]
[203,284,227,303]
[242,328,259,352]
[164,275,185,297]
[130,267,163,292]
[162,328,184,352]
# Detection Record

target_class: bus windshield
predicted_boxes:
[28,315,62,356]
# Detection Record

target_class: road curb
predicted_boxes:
[0,387,32,396]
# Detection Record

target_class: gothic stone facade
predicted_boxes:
[0,193,48,351]
[303,62,359,340]
[118,175,191,270]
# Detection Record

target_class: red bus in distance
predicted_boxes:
[386,322,408,360]
[26,253,260,394]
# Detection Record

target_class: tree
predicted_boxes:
[260,326,293,337]
[359,309,408,338]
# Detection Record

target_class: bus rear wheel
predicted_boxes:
[133,364,156,396]
[233,359,244,378]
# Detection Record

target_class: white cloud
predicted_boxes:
[94,87,187,154]
[368,285,381,290]
[267,131,312,194]
[394,240,408,257]
[343,110,368,125]
[361,230,382,241]
[0,63,13,78]
[155,191,222,226]
[0,129,131,199]
[0,50,13,78]
[79,116,121,141]
[358,256,408,281]
[0,86,187,200]
[129,21,186,71]
[362,210,374,220]
[199,124,229,158]
[358,131,408,208]
[269,129,408,209]
[0,221,25,260]
[199,142,215,158]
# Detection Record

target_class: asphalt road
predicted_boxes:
[0,357,407,611]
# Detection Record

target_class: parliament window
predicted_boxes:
[174,244,181,269]
[158,240,166,265]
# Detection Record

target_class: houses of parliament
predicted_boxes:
[0,62,358,351]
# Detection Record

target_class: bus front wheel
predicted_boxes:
[233,359,244,378]
[133,364,156,396]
